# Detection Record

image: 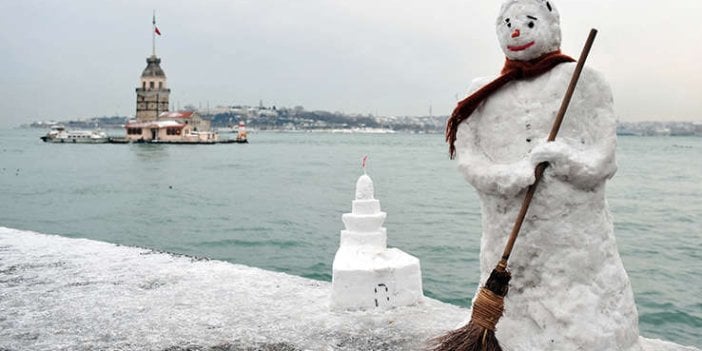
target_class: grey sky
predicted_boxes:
[1,0,700,128]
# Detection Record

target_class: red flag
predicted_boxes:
[153,12,161,36]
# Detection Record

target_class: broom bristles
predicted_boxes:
[427,321,502,351]
[427,268,511,351]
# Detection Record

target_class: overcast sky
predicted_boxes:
[1,0,700,127]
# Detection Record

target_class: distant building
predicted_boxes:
[135,55,170,122]
[158,111,211,132]
[695,122,702,136]
[125,33,217,143]
[125,111,216,142]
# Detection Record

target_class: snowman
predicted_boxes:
[447,0,643,349]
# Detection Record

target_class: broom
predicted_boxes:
[429,28,598,351]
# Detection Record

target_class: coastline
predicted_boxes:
[1,227,698,351]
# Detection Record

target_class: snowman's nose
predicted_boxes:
[511,29,521,38]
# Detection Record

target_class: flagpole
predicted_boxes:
[152,10,156,56]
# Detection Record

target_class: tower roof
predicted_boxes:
[141,55,166,78]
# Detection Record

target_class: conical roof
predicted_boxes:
[141,55,166,78]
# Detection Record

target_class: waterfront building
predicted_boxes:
[135,55,170,122]
[125,110,216,143]
[124,15,217,143]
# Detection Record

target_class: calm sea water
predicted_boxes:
[0,128,700,347]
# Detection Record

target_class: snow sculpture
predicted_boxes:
[331,174,423,311]
[449,0,643,349]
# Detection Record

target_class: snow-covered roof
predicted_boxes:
[125,120,185,129]
[159,111,195,119]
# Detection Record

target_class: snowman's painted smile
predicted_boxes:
[508,41,536,51]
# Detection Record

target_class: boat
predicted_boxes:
[40,125,109,143]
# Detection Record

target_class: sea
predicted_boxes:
[0,127,700,348]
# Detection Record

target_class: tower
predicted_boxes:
[135,55,170,122]
[135,12,169,122]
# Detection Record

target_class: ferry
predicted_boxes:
[40,125,109,144]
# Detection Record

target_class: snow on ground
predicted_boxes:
[0,227,698,351]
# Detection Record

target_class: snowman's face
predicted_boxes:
[496,2,561,61]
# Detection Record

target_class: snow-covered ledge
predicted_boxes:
[0,227,698,351]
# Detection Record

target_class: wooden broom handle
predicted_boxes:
[497,29,598,270]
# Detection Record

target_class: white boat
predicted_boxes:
[40,125,109,143]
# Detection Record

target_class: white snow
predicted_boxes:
[0,227,696,351]
[0,227,447,350]
[0,227,698,351]
[126,119,185,129]
[497,0,562,61]
[331,174,423,311]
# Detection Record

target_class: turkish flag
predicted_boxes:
[155,26,161,36]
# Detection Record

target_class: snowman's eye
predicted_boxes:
[507,23,512,28]
[525,16,537,28]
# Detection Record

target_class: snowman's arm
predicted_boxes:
[456,121,535,197]
[454,76,535,197]
[531,68,618,189]
[532,137,617,190]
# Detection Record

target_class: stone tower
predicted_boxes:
[135,55,170,122]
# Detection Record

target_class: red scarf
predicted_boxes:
[446,50,575,159]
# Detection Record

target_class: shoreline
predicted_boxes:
[1,227,698,351]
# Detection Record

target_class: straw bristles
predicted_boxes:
[427,268,511,351]
[427,321,502,351]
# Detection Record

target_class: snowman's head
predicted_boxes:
[496,0,561,61]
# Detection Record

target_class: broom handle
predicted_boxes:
[497,29,598,271]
